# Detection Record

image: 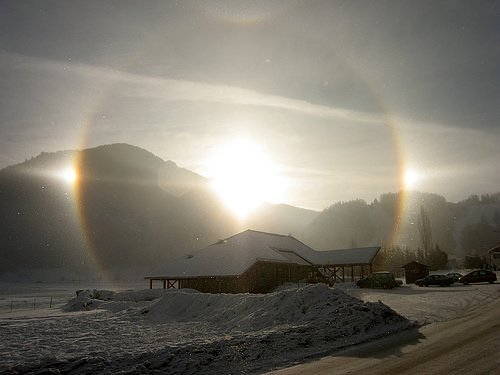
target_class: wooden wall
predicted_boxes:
[179,276,250,294]
[244,261,311,293]
[177,261,312,293]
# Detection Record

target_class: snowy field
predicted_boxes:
[0,281,146,313]
[0,277,499,374]
[338,277,500,324]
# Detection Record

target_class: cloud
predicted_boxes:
[3,51,498,207]
[1,51,386,126]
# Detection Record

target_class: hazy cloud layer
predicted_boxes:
[1,0,499,208]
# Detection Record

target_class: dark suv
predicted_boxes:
[459,270,497,284]
[356,272,399,289]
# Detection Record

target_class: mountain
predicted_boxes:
[1,143,498,281]
[0,144,226,280]
[244,203,319,237]
[0,144,316,281]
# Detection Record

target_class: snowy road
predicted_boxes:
[271,282,500,375]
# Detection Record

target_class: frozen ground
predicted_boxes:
[0,277,498,374]
[0,281,146,312]
[338,279,500,324]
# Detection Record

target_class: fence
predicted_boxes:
[0,295,71,313]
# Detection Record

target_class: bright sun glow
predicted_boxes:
[60,167,78,184]
[207,139,285,219]
[404,168,421,189]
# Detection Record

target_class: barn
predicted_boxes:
[145,229,380,293]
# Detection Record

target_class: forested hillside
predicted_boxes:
[302,191,500,268]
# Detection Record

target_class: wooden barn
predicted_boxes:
[145,229,380,293]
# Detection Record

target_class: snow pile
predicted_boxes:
[62,288,167,312]
[6,284,412,374]
[62,284,408,335]
[140,284,407,334]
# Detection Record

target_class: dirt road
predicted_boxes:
[271,287,500,375]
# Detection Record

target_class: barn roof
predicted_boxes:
[308,246,381,266]
[147,230,315,278]
[146,229,380,279]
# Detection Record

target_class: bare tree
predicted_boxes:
[417,205,432,261]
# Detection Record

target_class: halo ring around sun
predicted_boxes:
[67,22,412,279]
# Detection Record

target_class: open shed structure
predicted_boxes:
[145,230,380,293]
[309,246,381,285]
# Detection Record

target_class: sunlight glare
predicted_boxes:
[404,168,421,189]
[61,167,78,185]
[208,139,285,219]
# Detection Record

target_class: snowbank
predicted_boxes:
[61,284,409,332]
[1,284,411,374]
[62,288,168,312]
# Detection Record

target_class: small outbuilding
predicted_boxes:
[402,261,430,284]
[145,229,381,293]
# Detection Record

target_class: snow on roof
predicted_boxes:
[146,229,380,278]
[306,247,381,266]
[273,249,313,266]
[147,230,316,278]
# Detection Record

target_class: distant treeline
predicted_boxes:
[302,191,500,269]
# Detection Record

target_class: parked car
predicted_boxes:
[356,272,399,289]
[458,270,497,284]
[415,274,453,287]
[446,272,463,283]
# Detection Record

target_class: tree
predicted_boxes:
[460,215,497,256]
[372,245,416,270]
[417,206,433,260]
[427,244,448,270]
[493,210,500,231]
[464,255,487,269]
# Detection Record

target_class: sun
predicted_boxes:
[404,168,421,190]
[207,139,285,219]
[60,167,78,185]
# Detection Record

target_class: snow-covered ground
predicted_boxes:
[0,278,498,374]
[0,281,146,312]
[339,280,500,325]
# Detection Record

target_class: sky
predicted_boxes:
[0,0,499,210]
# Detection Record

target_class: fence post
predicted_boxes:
[33,298,35,310]
[49,297,53,308]
[10,301,13,312]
